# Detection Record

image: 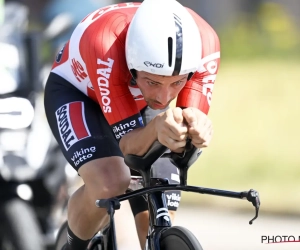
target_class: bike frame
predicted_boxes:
[91,142,260,250]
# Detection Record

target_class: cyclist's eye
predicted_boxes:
[147,81,158,86]
[173,81,183,86]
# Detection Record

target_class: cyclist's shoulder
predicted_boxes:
[183,7,220,60]
[80,3,140,29]
[72,3,140,52]
[185,7,218,34]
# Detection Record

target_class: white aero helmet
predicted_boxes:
[125,0,202,78]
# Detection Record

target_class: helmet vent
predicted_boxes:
[172,13,183,76]
[168,37,173,67]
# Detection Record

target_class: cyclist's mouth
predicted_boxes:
[151,102,167,109]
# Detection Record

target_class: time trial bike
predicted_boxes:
[55,140,260,250]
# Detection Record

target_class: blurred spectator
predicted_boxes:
[42,0,116,49]
[4,0,50,24]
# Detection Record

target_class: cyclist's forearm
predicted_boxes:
[119,117,158,156]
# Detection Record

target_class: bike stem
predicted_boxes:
[95,198,120,250]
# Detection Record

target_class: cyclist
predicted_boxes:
[44,0,220,249]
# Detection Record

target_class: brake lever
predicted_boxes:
[242,189,260,224]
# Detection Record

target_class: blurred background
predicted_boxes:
[0,0,299,249]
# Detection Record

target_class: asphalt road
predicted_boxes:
[114,201,300,250]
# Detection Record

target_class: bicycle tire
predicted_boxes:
[55,221,68,250]
[0,199,45,250]
[160,226,203,250]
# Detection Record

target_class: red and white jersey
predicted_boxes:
[51,2,220,137]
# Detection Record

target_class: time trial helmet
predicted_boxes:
[125,0,202,79]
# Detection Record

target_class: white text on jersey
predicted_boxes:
[97,58,114,113]
[198,52,220,106]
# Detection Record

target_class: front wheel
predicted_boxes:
[55,221,68,250]
[160,226,203,250]
[0,199,45,250]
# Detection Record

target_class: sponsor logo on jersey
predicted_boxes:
[71,58,88,82]
[56,44,66,63]
[113,120,137,140]
[198,52,220,106]
[55,102,91,151]
[138,117,144,126]
[111,115,142,140]
[71,146,96,167]
[97,58,114,113]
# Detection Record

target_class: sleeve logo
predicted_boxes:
[198,52,220,106]
[71,58,88,82]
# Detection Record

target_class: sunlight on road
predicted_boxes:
[115,202,300,250]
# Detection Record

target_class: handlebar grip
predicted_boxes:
[95,199,106,208]
[95,198,121,210]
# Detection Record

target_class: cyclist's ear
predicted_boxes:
[187,72,194,80]
[130,69,137,79]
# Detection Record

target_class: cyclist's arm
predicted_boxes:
[120,108,188,156]
[119,117,158,156]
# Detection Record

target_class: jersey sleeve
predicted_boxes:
[176,8,221,115]
[79,8,144,140]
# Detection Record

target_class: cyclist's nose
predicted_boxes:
[155,87,171,105]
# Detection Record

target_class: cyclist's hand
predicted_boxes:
[155,107,188,152]
[182,107,213,148]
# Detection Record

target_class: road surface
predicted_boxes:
[114,201,300,250]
